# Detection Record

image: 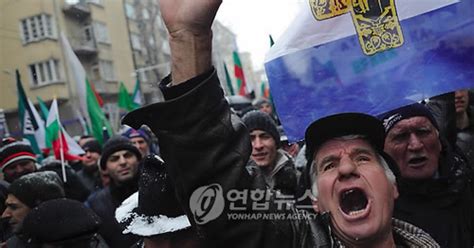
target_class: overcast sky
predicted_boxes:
[216,0,305,70]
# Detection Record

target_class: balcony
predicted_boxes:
[71,26,97,56]
[63,0,91,20]
[72,39,97,56]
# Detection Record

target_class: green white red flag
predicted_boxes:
[45,99,84,161]
[233,51,247,96]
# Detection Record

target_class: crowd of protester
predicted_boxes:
[0,0,473,247]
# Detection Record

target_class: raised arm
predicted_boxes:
[158,0,221,84]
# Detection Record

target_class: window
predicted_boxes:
[131,33,141,50]
[125,3,135,19]
[99,60,115,81]
[20,14,56,44]
[28,59,62,86]
[93,22,109,44]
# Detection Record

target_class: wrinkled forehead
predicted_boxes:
[313,137,376,164]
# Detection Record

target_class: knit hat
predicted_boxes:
[8,171,65,208]
[99,136,142,170]
[22,198,101,244]
[115,155,191,237]
[81,140,102,154]
[122,127,150,143]
[0,140,36,171]
[242,111,280,144]
[378,103,439,133]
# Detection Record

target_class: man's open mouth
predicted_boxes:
[340,188,368,216]
[408,156,427,166]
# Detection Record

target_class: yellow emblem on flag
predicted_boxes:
[309,0,404,55]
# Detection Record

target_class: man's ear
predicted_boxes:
[312,197,320,213]
[392,182,399,200]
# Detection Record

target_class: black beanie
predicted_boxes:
[81,140,102,154]
[242,111,280,145]
[99,136,142,170]
[8,171,65,208]
[0,140,36,171]
[22,198,101,244]
[378,103,439,133]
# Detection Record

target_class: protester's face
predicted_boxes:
[1,194,31,233]
[249,130,277,168]
[259,103,273,115]
[3,159,36,183]
[105,150,139,183]
[82,151,100,167]
[312,138,398,243]
[384,117,441,179]
[455,90,469,114]
[131,137,150,157]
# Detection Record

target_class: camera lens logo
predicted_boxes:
[189,184,225,225]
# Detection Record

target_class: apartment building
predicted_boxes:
[0,0,251,139]
[0,0,136,136]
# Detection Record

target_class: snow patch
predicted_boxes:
[115,192,191,236]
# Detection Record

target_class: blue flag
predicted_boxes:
[265,0,474,142]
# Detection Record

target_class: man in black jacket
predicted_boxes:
[380,103,474,247]
[85,136,141,248]
[122,0,438,247]
[242,110,298,196]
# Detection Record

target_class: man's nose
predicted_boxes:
[252,138,264,149]
[337,156,357,178]
[15,166,24,174]
[1,209,11,219]
[118,156,127,165]
[407,133,423,150]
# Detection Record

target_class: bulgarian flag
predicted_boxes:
[233,51,247,96]
[16,70,46,156]
[46,99,84,162]
[60,32,112,144]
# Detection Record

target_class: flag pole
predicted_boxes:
[55,99,67,183]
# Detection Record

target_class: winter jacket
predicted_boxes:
[85,180,139,248]
[394,140,474,248]
[123,69,439,248]
[77,167,103,193]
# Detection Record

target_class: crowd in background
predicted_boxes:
[0,88,472,248]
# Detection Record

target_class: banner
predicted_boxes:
[265,0,474,142]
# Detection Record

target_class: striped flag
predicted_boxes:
[16,70,46,156]
[233,51,247,96]
[265,0,474,142]
[45,99,84,161]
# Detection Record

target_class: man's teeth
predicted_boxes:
[349,209,365,216]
